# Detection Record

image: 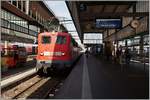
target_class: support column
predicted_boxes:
[139,35,144,58]
[107,29,109,38]
[36,11,38,20]
[4,41,8,55]
[16,0,18,8]
[147,16,149,33]
[125,39,128,48]
[133,3,136,19]
[30,10,32,17]
[21,0,23,11]
[25,0,29,15]
[28,22,30,34]
[114,29,118,49]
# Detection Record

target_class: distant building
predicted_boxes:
[1,1,67,46]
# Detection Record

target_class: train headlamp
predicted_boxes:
[61,52,65,56]
[40,52,44,56]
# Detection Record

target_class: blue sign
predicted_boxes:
[96,19,122,29]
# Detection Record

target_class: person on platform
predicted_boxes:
[116,46,123,64]
[124,48,131,65]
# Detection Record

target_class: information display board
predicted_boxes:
[96,19,122,29]
[84,33,103,44]
[83,39,102,44]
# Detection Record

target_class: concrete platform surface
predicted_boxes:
[55,54,149,99]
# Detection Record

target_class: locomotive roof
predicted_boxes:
[39,32,70,36]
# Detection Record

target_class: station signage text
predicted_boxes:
[96,19,122,29]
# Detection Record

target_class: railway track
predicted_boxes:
[1,74,61,99]
[1,55,82,99]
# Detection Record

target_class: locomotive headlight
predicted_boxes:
[40,52,44,56]
[61,52,65,56]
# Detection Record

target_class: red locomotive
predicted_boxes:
[36,31,80,75]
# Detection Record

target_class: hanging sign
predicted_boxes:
[96,19,122,29]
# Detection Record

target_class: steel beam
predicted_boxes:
[80,12,149,22]
[78,1,136,6]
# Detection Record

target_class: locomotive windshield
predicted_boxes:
[42,36,51,44]
[56,36,66,44]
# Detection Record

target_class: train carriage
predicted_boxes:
[1,42,37,71]
[1,46,27,69]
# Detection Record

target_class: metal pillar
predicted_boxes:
[30,10,32,17]
[125,39,128,48]
[139,35,146,68]
[36,11,38,20]
[25,0,29,15]
[28,22,29,34]
[139,35,144,57]
[21,0,23,11]
[4,41,8,55]
[107,29,109,38]
[133,3,136,19]
[16,0,18,8]
[133,2,137,34]
[114,29,118,49]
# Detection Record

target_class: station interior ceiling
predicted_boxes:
[66,1,149,45]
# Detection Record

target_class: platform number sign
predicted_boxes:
[80,4,86,11]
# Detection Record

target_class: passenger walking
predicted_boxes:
[124,48,131,65]
[116,49,120,64]
[105,47,112,61]
[85,49,89,58]
[116,46,122,64]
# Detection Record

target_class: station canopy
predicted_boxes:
[66,1,148,45]
[69,1,146,42]
[75,1,137,44]
[77,1,136,32]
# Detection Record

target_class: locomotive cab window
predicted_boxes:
[42,36,51,44]
[56,36,66,44]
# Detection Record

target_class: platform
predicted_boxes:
[55,54,149,99]
[1,58,36,80]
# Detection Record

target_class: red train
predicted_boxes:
[36,31,81,75]
[1,43,37,70]
[1,45,27,69]
[1,42,38,55]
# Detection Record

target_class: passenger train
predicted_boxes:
[1,42,37,69]
[36,31,81,75]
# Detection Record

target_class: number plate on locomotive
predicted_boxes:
[44,52,53,56]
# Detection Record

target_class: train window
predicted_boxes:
[42,36,51,44]
[1,51,5,57]
[1,49,14,57]
[56,36,66,44]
